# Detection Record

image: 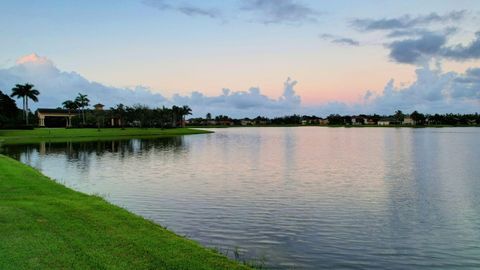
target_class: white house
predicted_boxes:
[403,117,416,125]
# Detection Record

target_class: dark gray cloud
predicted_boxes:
[349,11,475,64]
[443,31,480,60]
[452,67,480,99]
[352,10,466,31]
[142,0,221,19]
[241,0,319,24]
[386,31,480,64]
[387,27,458,38]
[177,6,219,19]
[332,38,359,46]
[320,34,359,46]
[387,32,447,63]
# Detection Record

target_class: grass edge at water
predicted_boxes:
[0,154,250,270]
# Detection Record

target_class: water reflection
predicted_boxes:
[2,127,480,269]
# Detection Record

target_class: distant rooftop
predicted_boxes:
[36,108,74,114]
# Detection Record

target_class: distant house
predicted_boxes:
[403,117,416,125]
[364,118,376,125]
[351,117,364,125]
[93,103,105,110]
[378,118,398,126]
[241,119,253,126]
[303,118,326,125]
[206,120,217,126]
[255,119,268,125]
[217,119,234,126]
[318,118,329,125]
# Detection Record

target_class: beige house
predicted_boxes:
[403,117,416,125]
[378,118,396,126]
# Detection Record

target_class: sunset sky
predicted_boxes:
[0,0,479,116]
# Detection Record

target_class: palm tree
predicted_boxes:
[62,100,78,127]
[11,83,40,125]
[171,105,180,127]
[62,100,78,112]
[394,110,405,123]
[181,105,192,127]
[75,93,89,125]
[111,103,126,128]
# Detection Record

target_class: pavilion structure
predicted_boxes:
[36,108,78,127]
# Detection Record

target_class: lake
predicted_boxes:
[2,127,480,269]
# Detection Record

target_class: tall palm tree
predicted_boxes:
[75,93,89,126]
[62,100,78,112]
[62,100,78,127]
[111,103,126,128]
[181,105,192,127]
[172,105,182,127]
[11,83,40,125]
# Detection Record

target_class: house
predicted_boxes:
[318,118,329,125]
[256,120,268,125]
[206,120,217,126]
[351,117,364,125]
[38,103,124,128]
[403,117,416,125]
[302,118,326,125]
[241,119,253,126]
[378,118,398,126]
[216,119,234,126]
[94,103,105,110]
[364,118,376,125]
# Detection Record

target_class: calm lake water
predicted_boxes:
[3,127,480,269]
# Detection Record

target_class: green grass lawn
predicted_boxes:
[0,128,212,145]
[0,155,250,270]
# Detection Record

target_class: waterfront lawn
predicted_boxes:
[0,155,249,270]
[0,128,212,144]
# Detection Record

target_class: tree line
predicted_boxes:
[188,110,480,126]
[1,83,479,128]
[0,83,194,129]
[0,83,40,128]
[61,94,193,128]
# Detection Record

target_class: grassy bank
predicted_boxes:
[0,155,249,270]
[0,128,212,145]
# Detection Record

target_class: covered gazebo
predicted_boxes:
[36,108,78,127]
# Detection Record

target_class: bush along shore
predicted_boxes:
[0,155,250,270]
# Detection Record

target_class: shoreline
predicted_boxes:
[0,127,212,145]
[188,124,480,128]
[0,154,250,269]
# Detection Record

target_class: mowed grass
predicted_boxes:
[0,155,249,270]
[0,128,212,144]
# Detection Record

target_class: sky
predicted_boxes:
[0,0,479,117]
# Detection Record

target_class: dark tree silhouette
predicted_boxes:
[11,83,39,125]
[75,93,90,125]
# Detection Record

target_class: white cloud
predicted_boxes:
[0,54,478,118]
[0,54,168,109]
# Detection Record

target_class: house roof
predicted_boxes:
[36,108,75,114]
[379,117,397,122]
